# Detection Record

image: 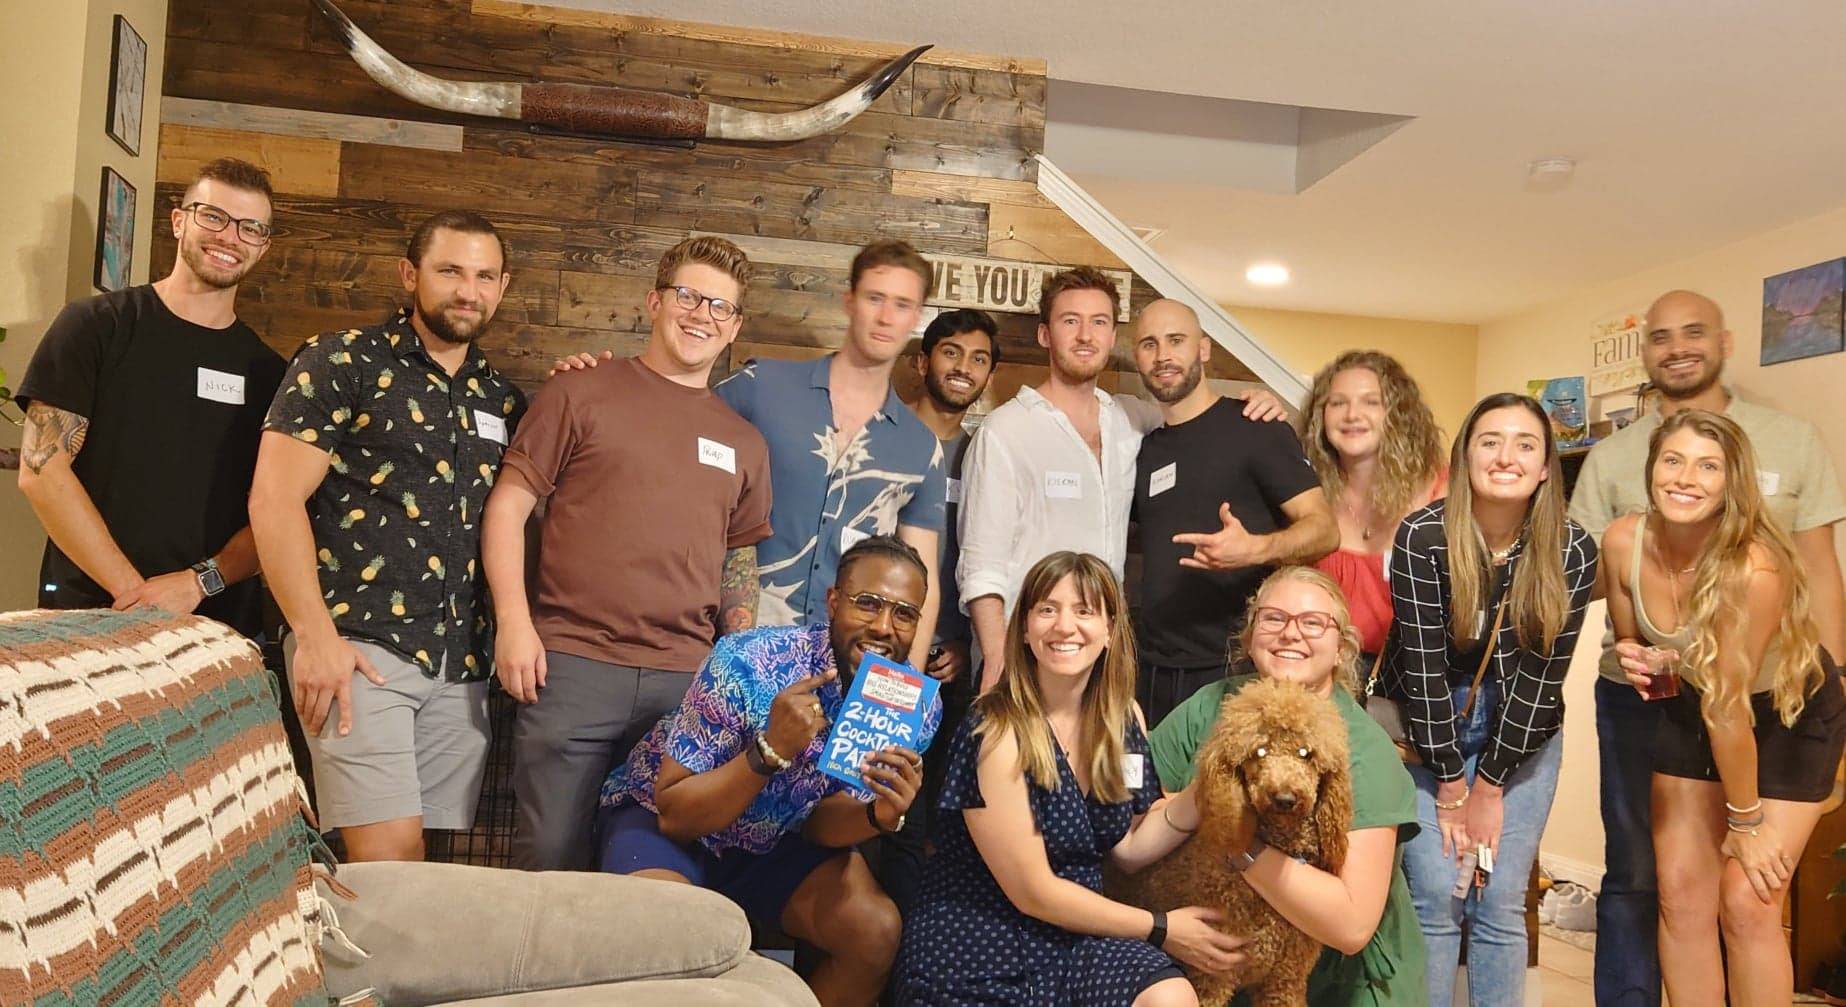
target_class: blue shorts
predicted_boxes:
[597,802,841,924]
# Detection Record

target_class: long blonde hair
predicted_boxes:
[1444,393,1572,652]
[1231,566,1365,697]
[1299,350,1446,530]
[1645,410,1825,727]
[973,552,1139,802]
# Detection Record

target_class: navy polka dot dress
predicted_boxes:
[891,711,1180,1006]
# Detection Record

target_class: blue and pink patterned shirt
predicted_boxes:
[599,621,943,855]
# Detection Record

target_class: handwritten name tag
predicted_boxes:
[1045,470,1082,499]
[196,367,245,405]
[698,436,736,474]
[473,410,508,445]
[1149,462,1177,497]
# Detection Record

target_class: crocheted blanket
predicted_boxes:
[1,609,333,1006]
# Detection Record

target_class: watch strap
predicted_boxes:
[743,736,776,776]
[1229,834,1267,873]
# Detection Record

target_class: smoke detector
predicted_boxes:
[1526,156,1576,191]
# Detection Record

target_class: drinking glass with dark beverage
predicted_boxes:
[1639,646,1681,701]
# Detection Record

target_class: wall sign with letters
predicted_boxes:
[922,253,1133,322]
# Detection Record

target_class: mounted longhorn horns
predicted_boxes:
[312,0,931,142]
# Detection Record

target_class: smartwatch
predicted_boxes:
[191,558,226,597]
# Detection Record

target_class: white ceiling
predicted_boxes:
[554,0,1846,324]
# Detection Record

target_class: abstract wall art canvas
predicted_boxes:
[1761,257,1845,366]
[95,167,136,293]
[106,15,147,156]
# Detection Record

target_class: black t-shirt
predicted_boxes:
[1132,397,1320,668]
[16,285,286,636]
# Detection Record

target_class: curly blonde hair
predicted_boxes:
[1299,351,1445,530]
[1231,566,1365,697]
[1646,410,1825,727]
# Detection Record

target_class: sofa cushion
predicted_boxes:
[0,609,329,1006]
[318,861,770,1006]
[426,952,819,1006]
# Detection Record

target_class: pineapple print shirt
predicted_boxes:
[264,309,526,681]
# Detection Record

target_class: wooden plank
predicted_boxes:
[911,66,1047,129]
[890,170,1052,209]
[633,171,988,253]
[470,0,1047,75]
[168,0,310,50]
[239,247,559,326]
[482,323,651,390]
[162,97,464,152]
[461,126,894,194]
[987,202,1128,270]
[164,37,479,125]
[692,233,862,272]
[555,272,656,332]
[311,2,913,116]
[824,110,1041,181]
[339,143,634,223]
[156,123,343,198]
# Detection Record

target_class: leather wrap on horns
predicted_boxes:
[313,0,929,142]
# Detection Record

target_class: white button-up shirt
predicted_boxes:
[957,385,1161,615]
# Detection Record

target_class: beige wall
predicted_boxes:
[0,0,169,611]
[1476,200,1846,881]
[1226,304,1480,439]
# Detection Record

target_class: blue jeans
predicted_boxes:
[1403,677,1563,1007]
[1593,676,1662,1006]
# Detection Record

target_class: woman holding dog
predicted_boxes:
[1147,565,1427,1006]
[1381,392,1597,1007]
[1298,351,1449,666]
[1599,410,1846,1006]
[891,551,1240,1007]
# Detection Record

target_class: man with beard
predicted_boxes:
[877,308,999,914]
[1568,288,1845,1007]
[17,158,284,638]
[597,535,937,1007]
[1128,298,1336,723]
[250,210,526,862]
[482,236,773,871]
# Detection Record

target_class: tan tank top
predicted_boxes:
[1628,519,1779,694]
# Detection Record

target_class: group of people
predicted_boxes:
[16,155,1846,1007]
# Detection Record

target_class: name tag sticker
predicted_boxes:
[1045,470,1082,500]
[698,436,736,474]
[947,477,962,505]
[841,526,870,552]
[473,410,508,445]
[1149,462,1177,497]
[1758,471,1780,496]
[1122,753,1144,790]
[196,367,245,405]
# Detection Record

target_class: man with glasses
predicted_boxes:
[482,236,774,871]
[17,157,285,639]
[597,535,938,1007]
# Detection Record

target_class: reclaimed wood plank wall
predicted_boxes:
[154,0,1258,399]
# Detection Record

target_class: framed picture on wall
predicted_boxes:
[95,167,137,293]
[1761,257,1845,366]
[106,14,147,156]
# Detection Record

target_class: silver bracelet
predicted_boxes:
[755,733,792,771]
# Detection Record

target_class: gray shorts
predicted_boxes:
[283,635,489,830]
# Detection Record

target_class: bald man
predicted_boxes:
[1568,288,1846,1007]
[1128,299,1337,722]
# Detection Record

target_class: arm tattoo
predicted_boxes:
[718,545,759,636]
[22,402,90,475]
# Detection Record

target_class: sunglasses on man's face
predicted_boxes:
[845,591,921,631]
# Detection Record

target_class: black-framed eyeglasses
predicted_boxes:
[181,202,273,245]
[1251,607,1339,639]
[659,284,740,322]
[845,591,922,630]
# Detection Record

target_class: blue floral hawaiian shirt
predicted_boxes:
[714,355,946,626]
[600,621,943,855]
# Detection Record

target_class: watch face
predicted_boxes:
[200,567,226,596]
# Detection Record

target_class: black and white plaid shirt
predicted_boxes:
[1384,499,1598,785]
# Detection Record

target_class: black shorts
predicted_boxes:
[1654,667,1846,802]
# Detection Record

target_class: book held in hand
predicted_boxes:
[819,652,940,797]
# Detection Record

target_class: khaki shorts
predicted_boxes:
[283,635,489,830]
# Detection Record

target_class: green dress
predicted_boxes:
[1147,673,1427,1007]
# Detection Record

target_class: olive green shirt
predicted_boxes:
[1148,673,1427,1007]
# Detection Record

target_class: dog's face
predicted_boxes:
[1193,678,1353,859]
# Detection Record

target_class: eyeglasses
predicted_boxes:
[180,202,273,246]
[659,285,740,322]
[845,591,922,631]
[1251,607,1339,639]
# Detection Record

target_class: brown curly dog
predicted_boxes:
[1126,678,1353,1007]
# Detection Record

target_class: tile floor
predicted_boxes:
[1534,932,1595,1006]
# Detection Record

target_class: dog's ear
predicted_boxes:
[1197,760,1257,857]
[1310,759,1354,872]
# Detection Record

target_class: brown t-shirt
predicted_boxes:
[501,356,772,672]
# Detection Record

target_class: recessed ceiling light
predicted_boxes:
[1246,263,1290,286]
